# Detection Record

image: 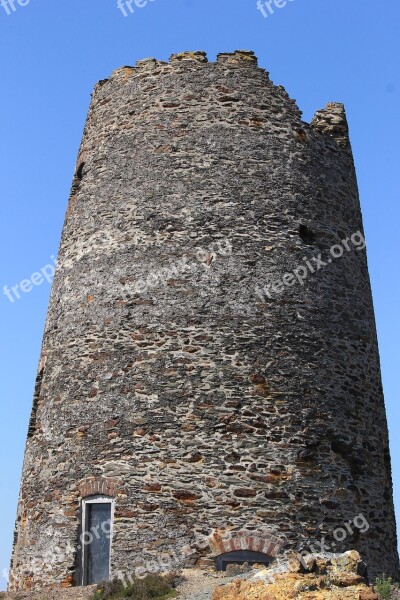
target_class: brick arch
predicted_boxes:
[209,530,284,558]
[77,476,127,499]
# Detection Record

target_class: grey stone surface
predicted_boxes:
[9,50,399,590]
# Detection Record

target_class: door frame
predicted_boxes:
[81,495,115,586]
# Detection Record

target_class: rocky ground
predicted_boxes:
[175,569,239,600]
[0,587,96,600]
[2,552,399,600]
[176,551,399,600]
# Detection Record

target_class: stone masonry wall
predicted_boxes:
[9,50,399,590]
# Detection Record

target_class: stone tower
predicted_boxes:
[9,50,398,590]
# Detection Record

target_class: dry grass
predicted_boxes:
[92,574,178,600]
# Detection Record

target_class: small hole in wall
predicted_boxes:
[27,367,44,438]
[70,162,86,198]
[299,225,316,245]
[295,128,307,143]
[76,162,85,181]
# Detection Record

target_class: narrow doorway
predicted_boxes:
[81,497,114,585]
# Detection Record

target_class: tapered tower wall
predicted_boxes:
[9,50,398,590]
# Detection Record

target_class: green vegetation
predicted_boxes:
[92,574,178,600]
[375,575,393,600]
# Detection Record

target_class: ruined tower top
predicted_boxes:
[81,49,351,160]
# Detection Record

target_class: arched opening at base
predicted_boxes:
[215,550,272,572]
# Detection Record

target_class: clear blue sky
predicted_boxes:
[0,0,398,590]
